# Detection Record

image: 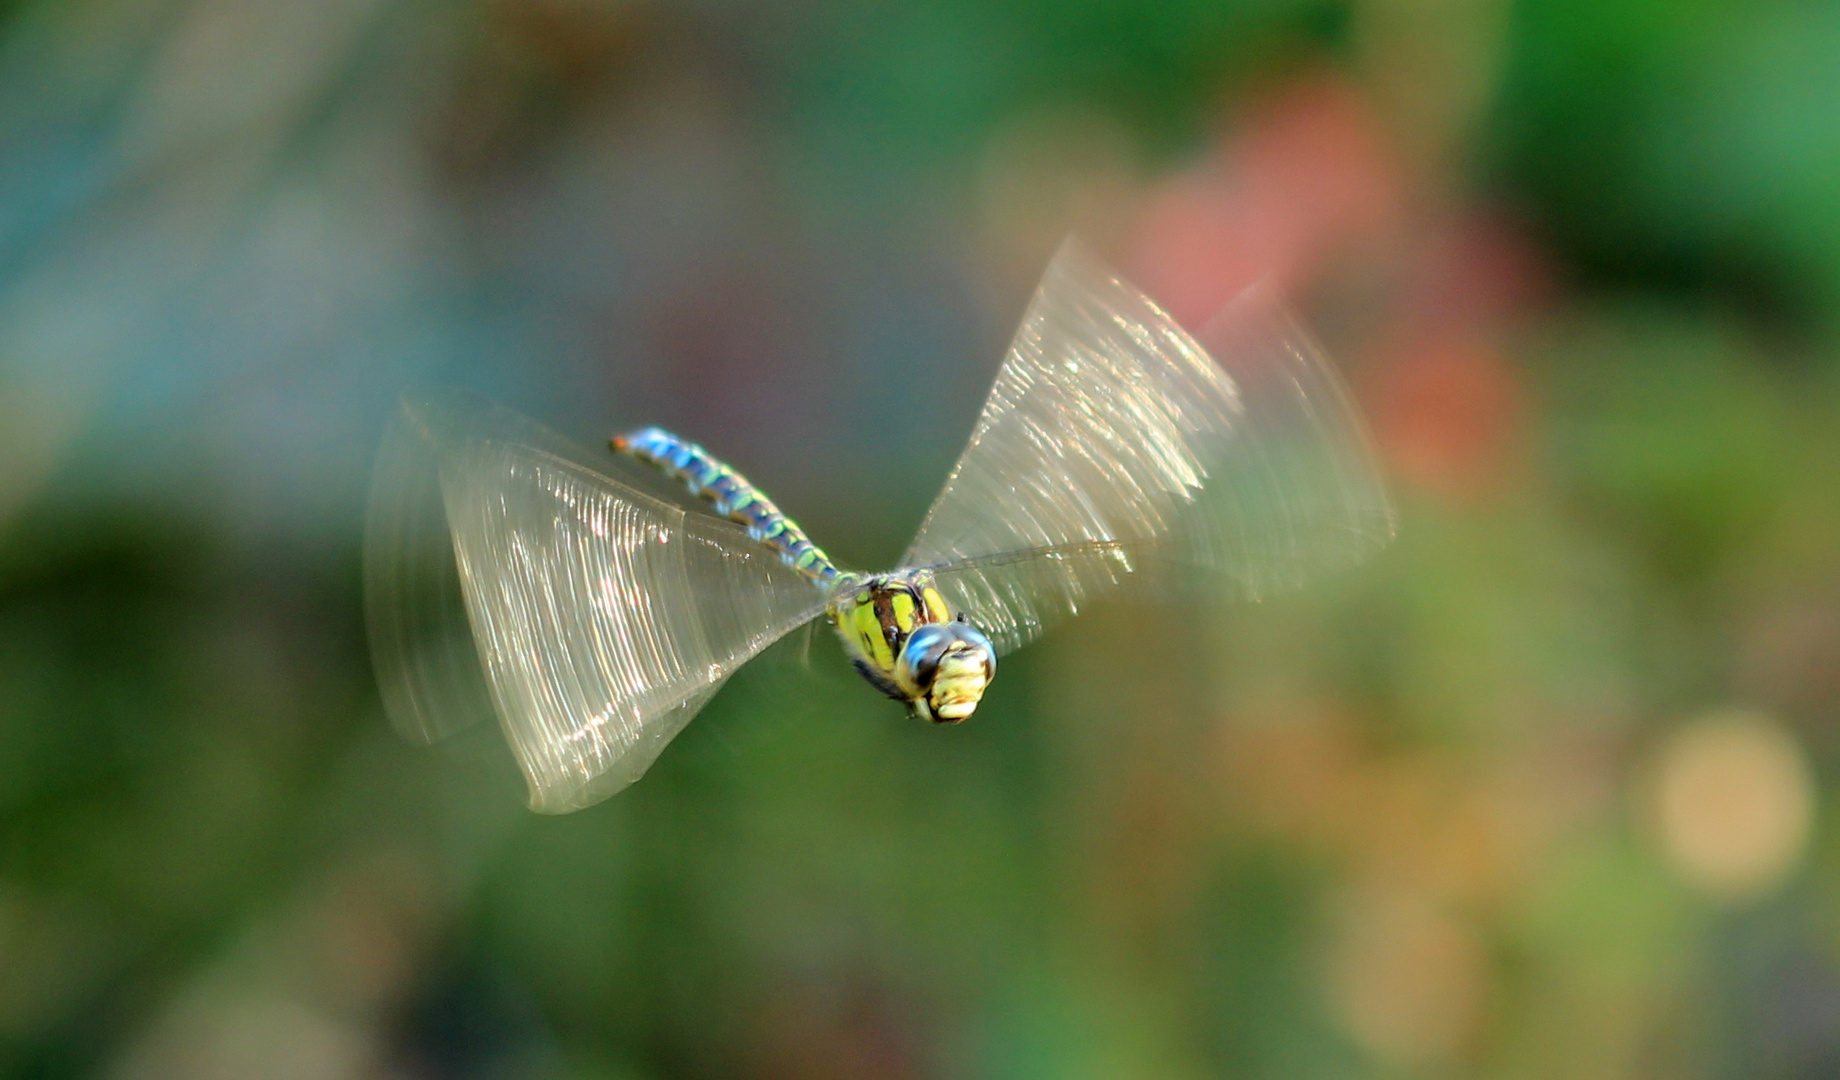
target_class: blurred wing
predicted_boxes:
[364,392,829,813]
[904,239,1394,655]
[364,398,502,747]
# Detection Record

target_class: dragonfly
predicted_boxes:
[364,239,1394,813]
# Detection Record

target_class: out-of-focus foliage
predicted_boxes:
[1,0,1839,1078]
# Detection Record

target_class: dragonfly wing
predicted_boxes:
[919,542,1152,657]
[364,392,829,812]
[364,398,501,746]
[907,239,1394,656]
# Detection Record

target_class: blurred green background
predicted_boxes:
[2,0,1839,1077]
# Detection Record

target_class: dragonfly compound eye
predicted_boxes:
[900,622,996,724]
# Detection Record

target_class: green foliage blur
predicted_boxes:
[1,0,1838,1078]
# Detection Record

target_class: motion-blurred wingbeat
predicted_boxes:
[363,240,1394,813]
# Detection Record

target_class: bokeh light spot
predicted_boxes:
[1648,708,1814,903]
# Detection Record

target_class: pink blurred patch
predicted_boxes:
[1124,67,1548,500]
[1366,217,1546,498]
[1368,331,1522,498]
[1125,75,1404,328]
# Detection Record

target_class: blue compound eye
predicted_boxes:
[953,621,995,661]
[902,624,954,687]
[902,621,996,689]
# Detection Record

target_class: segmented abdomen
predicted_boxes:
[613,426,840,584]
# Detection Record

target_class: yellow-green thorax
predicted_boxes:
[825,570,996,723]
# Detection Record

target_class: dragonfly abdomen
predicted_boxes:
[613,426,840,584]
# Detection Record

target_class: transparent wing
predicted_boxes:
[363,391,829,813]
[905,239,1394,655]
[364,398,502,747]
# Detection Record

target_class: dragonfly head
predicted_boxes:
[899,619,996,724]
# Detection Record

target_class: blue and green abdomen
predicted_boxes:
[613,426,840,584]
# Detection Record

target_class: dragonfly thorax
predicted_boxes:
[826,570,996,723]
